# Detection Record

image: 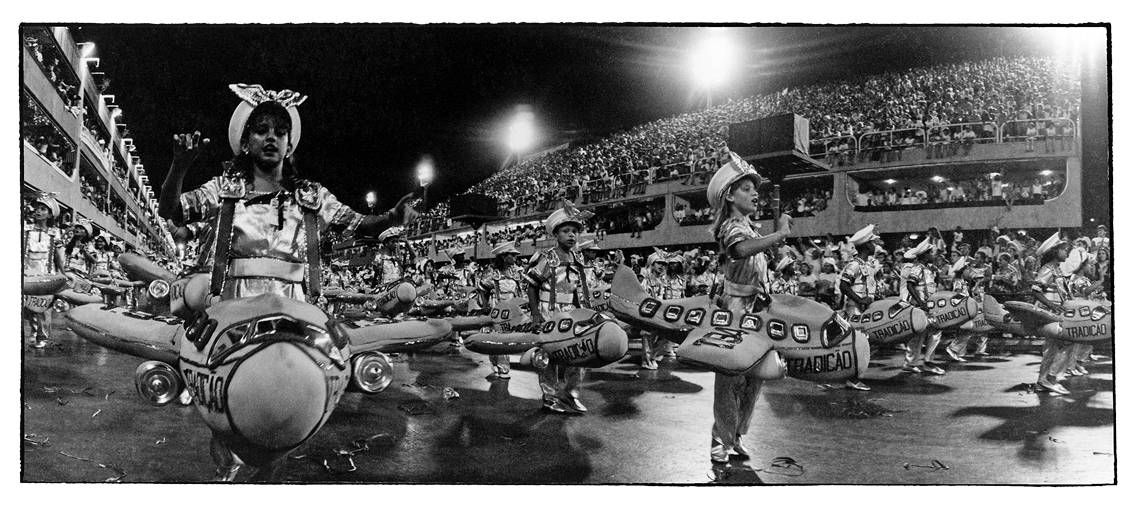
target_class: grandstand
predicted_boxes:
[405,56,1083,259]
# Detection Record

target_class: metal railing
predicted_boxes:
[999,118,1078,144]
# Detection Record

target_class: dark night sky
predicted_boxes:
[67,24,1106,219]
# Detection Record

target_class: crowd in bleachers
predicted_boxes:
[853,172,1065,209]
[24,33,83,112]
[407,56,1079,237]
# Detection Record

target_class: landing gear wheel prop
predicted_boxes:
[148,279,171,300]
[522,347,549,369]
[134,361,184,406]
[349,352,395,394]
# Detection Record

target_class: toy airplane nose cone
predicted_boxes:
[752,350,787,380]
[1040,322,1064,340]
[395,282,417,304]
[225,342,329,451]
[595,321,629,363]
[965,297,980,319]
[912,308,929,335]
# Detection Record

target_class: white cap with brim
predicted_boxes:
[849,224,880,247]
[378,226,404,242]
[545,200,594,235]
[32,193,60,218]
[491,242,520,256]
[949,256,968,275]
[1035,231,1066,258]
[776,256,795,272]
[706,152,763,210]
[1059,248,1089,276]
[904,238,933,260]
[227,84,307,156]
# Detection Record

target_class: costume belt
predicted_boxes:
[722,280,760,297]
[228,257,306,282]
[538,289,576,305]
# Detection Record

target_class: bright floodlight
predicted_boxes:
[417,158,435,187]
[507,109,537,153]
[365,191,376,207]
[689,30,738,89]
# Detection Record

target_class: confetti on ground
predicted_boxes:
[91,409,102,418]
[154,438,167,446]
[23,434,51,447]
[903,460,951,471]
[57,451,126,482]
[56,397,69,406]
[758,457,805,477]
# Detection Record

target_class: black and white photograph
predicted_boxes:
[12,6,1122,490]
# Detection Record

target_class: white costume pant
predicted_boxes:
[1039,338,1076,382]
[712,294,763,447]
[905,330,942,366]
[947,331,988,356]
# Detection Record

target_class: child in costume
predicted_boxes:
[837,224,880,390]
[900,238,945,375]
[478,241,525,380]
[524,202,596,414]
[706,153,793,464]
[23,193,65,349]
[158,84,416,307]
[1032,232,1073,395]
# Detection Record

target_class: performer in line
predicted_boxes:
[1032,232,1073,395]
[837,224,879,390]
[156,84,416,479]
[900,238,945,375]
[478,241,524,381]
[1066,252,1107,376]
[373,227,406,286]
[524,201,595,414]
[706,153,792,464]
[639,249,686,369]
[157,84,416,305]
[23,193,65,349]
[64,220,96,277]
[943,256,976,362]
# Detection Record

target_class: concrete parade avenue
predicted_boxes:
[21,320,1115,484]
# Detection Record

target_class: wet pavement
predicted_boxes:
[22,319,1115,484]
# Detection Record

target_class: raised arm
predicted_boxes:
[727,213,792,260]
[158,132,208,224]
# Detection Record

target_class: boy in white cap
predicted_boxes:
[374,226,406,285]
[524,201,595,414]
[706,153,793,464]
[837,224,880,390]
[23,193,66,348]
[944,256,979,362]
[479,241,524,380]
[770,255,799,296]
[900,237,945,375]
[1032,231,1073,394]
